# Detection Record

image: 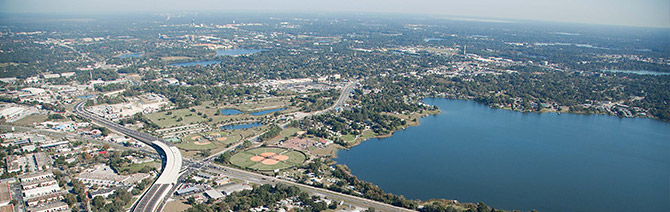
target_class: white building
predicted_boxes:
[221,184,252,195]
[76,172,126,188]
[60,72,76,78]
[19,171,55,183]
[43,74,60,79]
[26,201,69,212]
[20,88,46,95]
[22,182,60,198]
[0,107,24,120]
[204,189,224,200]
[0,77,17,83]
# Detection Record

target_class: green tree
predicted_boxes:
[92,196,105,210]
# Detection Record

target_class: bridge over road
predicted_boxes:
[73,101,182,212]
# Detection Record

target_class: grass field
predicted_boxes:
[361,130,377,138]
[229,151,257,168]
[340,134,356,142]
[117,161,160,174]
[265,127,301,144]
[146,109,207,128]
[339,130,377,144]
[177,131,241,151]
[233,97,290,112]
[13,115,48,126]
[230,147,307,171]
[246,147,286,155]
[146,98,293,129]
[282,151,307,165]
[177,133,215,150]
[176,140,216,150]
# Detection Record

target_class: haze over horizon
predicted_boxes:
[1,0,668,28]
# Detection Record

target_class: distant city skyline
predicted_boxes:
[1,0,668,28]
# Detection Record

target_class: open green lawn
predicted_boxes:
[147,97,293,129]
[279,127,300,138]
[176,140,217,150]
[266,127,301,144]
[176,133,218,150]
[246,147,286,155]
[232,97,290,112]
[177,127,266,158]
[249,161,294,171]
[229,151,257,168]
[209,132,240,146]
[13,115,48,126]
[361,130,377,139]
[340,134,355,142]
[117,161,160,174]
[230,147,307,171]
[282,151,307,165]
[177,132,241,151]
[146,108,206,128]
[181,133,203,143]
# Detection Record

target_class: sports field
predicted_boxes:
[229,147,307,171]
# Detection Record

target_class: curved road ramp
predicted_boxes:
[132,141,182,212]
[73,101,182,212]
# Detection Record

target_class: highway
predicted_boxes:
[205,162,415,212]
[72,82,413,212]
[318,80,358,115]
[73,101,182,212]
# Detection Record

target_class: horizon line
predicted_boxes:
[0,10,668,29]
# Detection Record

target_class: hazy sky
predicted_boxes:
[1,0,668,27]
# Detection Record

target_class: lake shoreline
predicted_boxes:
[334,98,670,212]
[333,108,441,153]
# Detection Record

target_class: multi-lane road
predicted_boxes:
[72,81,415,212]
[73,101,182,212]
[205,162,415,212]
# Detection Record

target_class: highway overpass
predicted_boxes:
[73,101,182,212]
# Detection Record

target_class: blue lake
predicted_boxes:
[424,38,445,42]
[221,122,263,130]
[169,60,221,67]
[220,109,243,115]
[602,69,670,76]
[77,95,96,99]
[251,108,286,116]
[116,53,143,58]
[216,49,263,56]
[335,99,670,212]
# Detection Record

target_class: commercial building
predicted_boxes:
[23,191,66,207]
[76,172,127,188]
[214,178,231,186]
[19,171,54,183]
[220,184,252,195]
[25,201,68,212]
[76,166,150,188]
[19,171,66,208]
[0,107,24,120]
[204,189,224,200]
[0,182,11,206]
[175,186,201,196]
[5,155,24,173]
[6,153,52,173]
[21,176,57,190]
[20,88,46,96]
[22,182,60,199]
